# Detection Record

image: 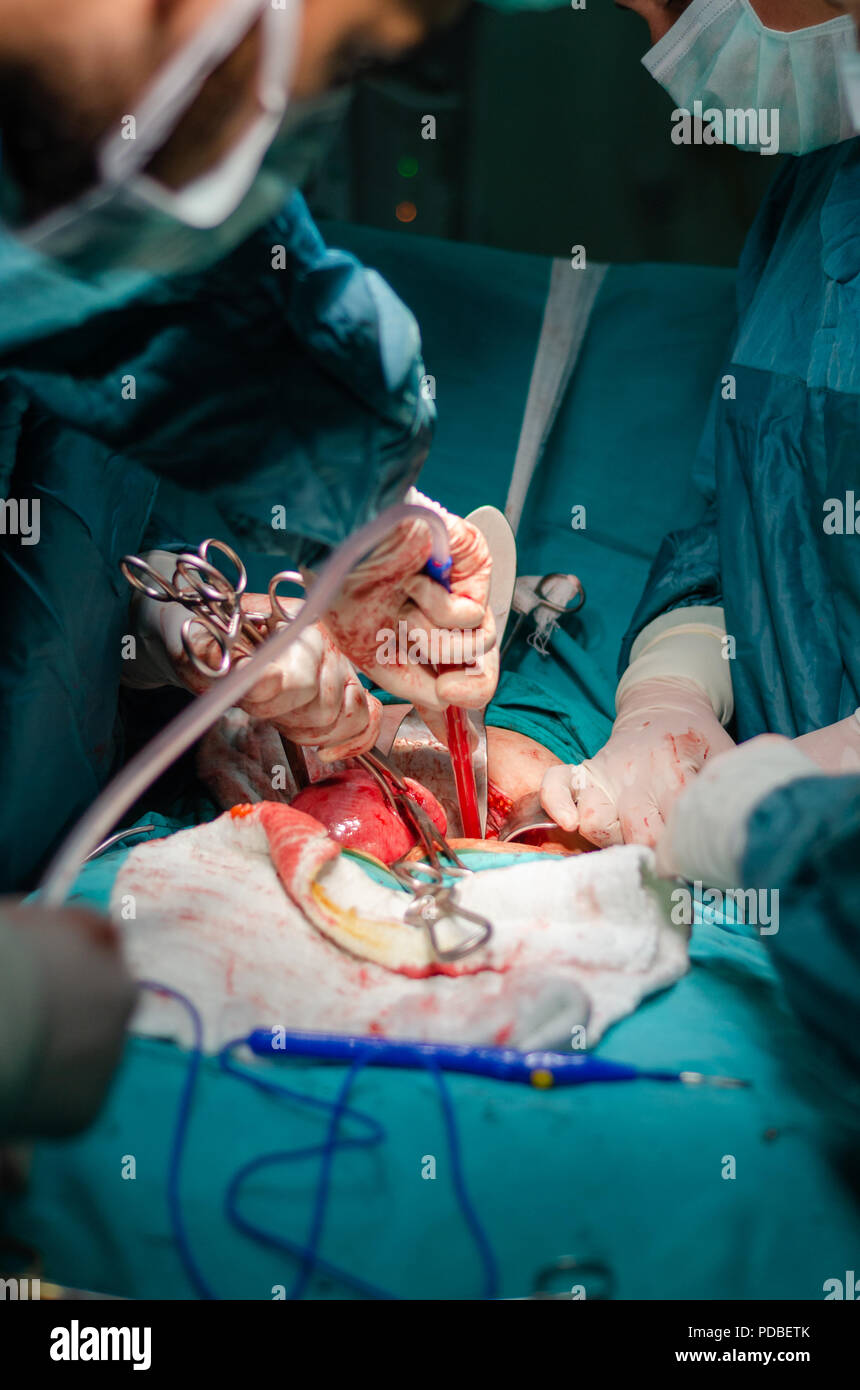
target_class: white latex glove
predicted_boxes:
[540,676,735,848]
[792,710,860,775]
[318,488,499,712]
[182,593,384,762]
[127,562,382,761]
[654,735,822,888]
[0,902,135,1139]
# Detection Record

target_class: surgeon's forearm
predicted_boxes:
[616,605,734,723]
[0,921,43,1137]
[0,904,135,1140]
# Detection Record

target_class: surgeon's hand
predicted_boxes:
[319,489,499,713]
[540,676,735,848]
[178,594,383,762]
[0,902,135,1139]
[654,735,822,888]
[127,552,382,759]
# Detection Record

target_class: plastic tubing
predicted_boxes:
[39,503,450,906]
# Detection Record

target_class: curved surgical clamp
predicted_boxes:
[357,747,493,963]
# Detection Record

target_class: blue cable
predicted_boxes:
[425,1055,499,1297]
[219,1040,500,1300]
[286,1055,375,1300]
[219,1046,395,1301]
[137,981,217,1301]
[141,983,500,1301]
[217,1038,385,1141]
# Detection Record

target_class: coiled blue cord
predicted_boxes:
[141,983,499,1300]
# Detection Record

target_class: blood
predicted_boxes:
[395,958,511,980]
[445,706,482,838]
[485,781,514,838]
[291,767,447,865]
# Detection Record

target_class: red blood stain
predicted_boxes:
[485,780,514,838]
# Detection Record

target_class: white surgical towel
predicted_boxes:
[113,802,688,1053]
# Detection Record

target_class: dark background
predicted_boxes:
[306,2,782,265]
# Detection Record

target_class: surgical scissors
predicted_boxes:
[121,540,305,680]
[357,746,493,962]
[122,540,493,962]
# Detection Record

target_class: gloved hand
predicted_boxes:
[540,676,735,848]
[792,710,860,775]
[179,593,383,762]
[0,902,135,1139]
[318,488,499,713]
[654,735,822,888]
[128,565,382,761]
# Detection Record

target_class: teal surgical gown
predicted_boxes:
[620,140,860,1075]
[621,140,860,737]
[0,194,433,889]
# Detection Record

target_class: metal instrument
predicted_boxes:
[496,789,557,844]
[121,540,304,679]
[501,571,586,661]
[526,1256,614,1301]
[122,537,494,962]
[357,746,493,962]
[84,825,157,861]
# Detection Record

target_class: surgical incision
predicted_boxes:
[198,713,593,862]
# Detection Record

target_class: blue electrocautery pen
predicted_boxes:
[243,1031,748,1089]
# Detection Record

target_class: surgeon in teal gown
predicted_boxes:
[536,0,860,1078]
[2,0,860,1298]
[0,195,433,893]
[0,0,470,1141]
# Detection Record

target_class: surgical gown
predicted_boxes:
[620,139,860,1073]
[0,194,433,889]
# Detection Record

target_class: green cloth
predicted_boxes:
[4,228,858,1299]
[0,197,432,890]
[322,227,736,759]
[8,842,859,1299]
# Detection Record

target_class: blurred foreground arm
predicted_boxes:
[0,903,135,1140]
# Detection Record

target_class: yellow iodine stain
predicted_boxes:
[310,880,404,944]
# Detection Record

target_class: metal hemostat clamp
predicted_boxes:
[357,746,494,962]
[121,540,304,680]
[501,572,585,660]
[394,866,493,963]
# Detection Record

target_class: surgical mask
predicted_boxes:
[0,0,339,278]
[642,0,856,156]
[839,47,860,134]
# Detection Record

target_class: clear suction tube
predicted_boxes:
[39,503,451,906]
